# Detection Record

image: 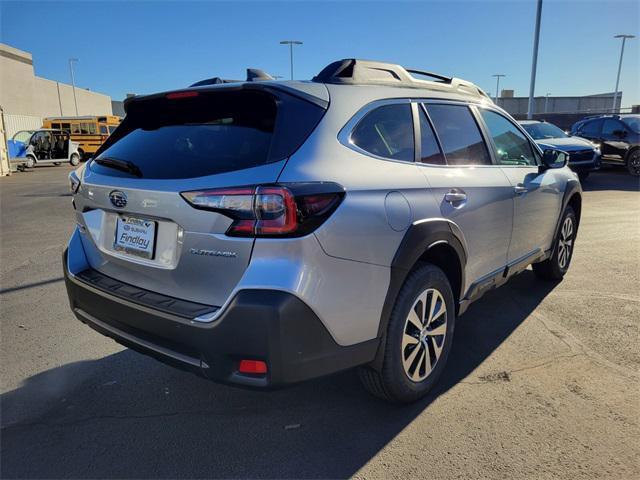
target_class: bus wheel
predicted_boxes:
[25,156,36,169]
[70,153,80,166]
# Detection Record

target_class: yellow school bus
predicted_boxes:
[42,116,121,159]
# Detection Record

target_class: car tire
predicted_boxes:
[578,172,590,182]
[70,154,80,166]
[358,263,455,404]
[626,148,640,176]
[533,206,577,281]
[25,156,36,169]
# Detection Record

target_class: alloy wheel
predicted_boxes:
[401,288,447,382]
[629,151,640,176]
[558,216,574,270]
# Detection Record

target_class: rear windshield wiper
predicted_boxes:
[93,157,143,178]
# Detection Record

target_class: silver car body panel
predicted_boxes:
[69,80,577,347]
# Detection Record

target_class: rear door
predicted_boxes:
[418,102,513,286]
[600,118,629,164]
[476,107,562,262]
[75,87,326,307]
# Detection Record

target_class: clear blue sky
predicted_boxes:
[2,0,639,107]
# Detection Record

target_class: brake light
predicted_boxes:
[180,184,344,238]
[166,91,199,100]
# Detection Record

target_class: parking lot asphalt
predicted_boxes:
[1,165,638,479]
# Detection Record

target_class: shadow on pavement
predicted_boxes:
[581,168,640,192]
[1,271,557,479]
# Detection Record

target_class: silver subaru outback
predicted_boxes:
[64,59,581,403]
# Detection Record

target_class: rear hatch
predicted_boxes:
[74,85,326,309]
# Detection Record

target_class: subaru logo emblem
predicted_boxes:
[109,190,127,208]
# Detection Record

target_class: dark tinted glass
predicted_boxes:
[426,104,491,165]
[480,110,536,166]
[418,108,445,164]
[92,90,324,179]
[581,119,603,136]
[602,119,625,136]
[351,104,414,162]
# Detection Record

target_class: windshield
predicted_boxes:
[521,122,568,140]
[12,131,35,143]
[621,115,640,133]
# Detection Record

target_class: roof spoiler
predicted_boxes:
[190,68,274,87]
[312,58,491,101]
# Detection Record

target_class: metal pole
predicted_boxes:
[69,58,79,116]
[612,35,635,113]
[545,93,550,113]
[492,74,505,104]
[527,0,543,119]
[280,41,302,80]
[289,43,294,80]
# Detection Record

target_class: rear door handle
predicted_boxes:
[514,184,528,195]
[444,190,467,204]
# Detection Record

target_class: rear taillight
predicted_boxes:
[180,183,344,238]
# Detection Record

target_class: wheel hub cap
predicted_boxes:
[402,288,447,382]
[558,216,574,270]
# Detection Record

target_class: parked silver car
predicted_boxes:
[64,59,581,403]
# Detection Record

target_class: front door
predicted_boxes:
[476,108,563,264]
[600,118,629,164]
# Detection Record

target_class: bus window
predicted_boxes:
[108,125,118,134]
[71,123,81,134]
[99,125,108,134]
[52,123,61,129]
[61,123,70,132]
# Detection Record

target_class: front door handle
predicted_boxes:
[514,184,528,195]
[444,189,467,204]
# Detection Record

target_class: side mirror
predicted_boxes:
[541,149,568,170]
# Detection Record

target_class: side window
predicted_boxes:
[99,125,108,134]
[61,123,70,132]
[582,119,603,137]
[602,119,625,136]
[71,123,81,134]
[425,104,491,165]
[418,108,445,165]
[479,109,537,166]
[351,104,414,162]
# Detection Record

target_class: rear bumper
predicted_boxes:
[63,250,378,388]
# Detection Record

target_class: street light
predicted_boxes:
[68,58,79,116]
[279,40,303,80]
[527,0,543,119]
[545,92,551,113]
[492,74,506,104]
[612,34,635,113]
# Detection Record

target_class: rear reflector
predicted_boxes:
[239,360,268,375]
[166,91,199,99]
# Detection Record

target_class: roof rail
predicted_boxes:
[312,58,491,101]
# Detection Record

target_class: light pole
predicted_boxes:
[527,0,543,119]
[492,74,506,104]
[279,40,303,80]
[68,58,79,116]
[612,34,635,113]
[544,92,551,113]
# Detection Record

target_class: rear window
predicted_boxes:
[91,89,324,179]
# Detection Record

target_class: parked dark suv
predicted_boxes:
[571,114,640,176]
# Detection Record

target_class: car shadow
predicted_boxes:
[1,271,557,479]
[581,168,640,192]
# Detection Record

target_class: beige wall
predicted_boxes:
[0,43,113,117]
